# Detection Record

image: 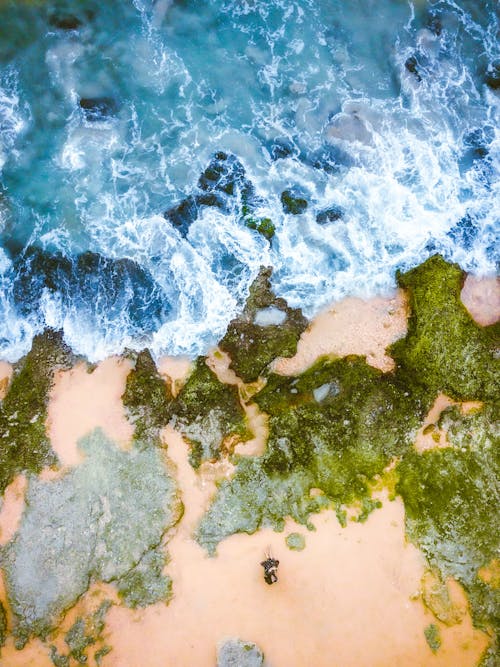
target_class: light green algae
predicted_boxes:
[1,428,180,646]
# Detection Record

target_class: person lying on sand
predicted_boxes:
[260,554,279,585]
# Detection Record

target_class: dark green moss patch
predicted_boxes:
[0,328,74,495]
[424,623,441,653]
[0,600,6,651]
[396,403,499,654]
[390,255,499,401]
[197,355,426,553]
[122,349,172,443]
[244,215,275,241]
[219,267,308,383]
[116,548,172,608]
[280,190,308,215]
[170,357,249,468]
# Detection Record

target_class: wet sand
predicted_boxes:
[0,276,498,666]
[273,290,408,375]
[461,275,500,326]
[47,356,134,466]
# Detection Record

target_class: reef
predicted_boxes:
[219,267,308,383]
[1,429,181,647]
[169,356,249,468]
[0,328,74,495]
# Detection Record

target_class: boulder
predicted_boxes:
[79,97,119,121]
[217,639,264,667]
[316,205,343,225]
[280,189,308,215]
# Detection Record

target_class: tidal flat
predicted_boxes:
[0,255,498,667]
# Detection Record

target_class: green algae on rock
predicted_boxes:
[1,428,181,646]
[390,255,499,402]
[0,328,74,495]
[116,547,172,608]
[197,355,426,554]
[285,532,306,551]
[424,623,441,653]
[396,403,500,665]
[170,356,249,468]
[64,601,111,665]
[219,267,308,383]
[0,600,6,651]
[122,348,172,443]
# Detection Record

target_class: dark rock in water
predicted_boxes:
[198,151,246,196]
[164,195,198,237]
[405,55,422,82]
[217,639,264,667]
[281,189,308,215]
[485,62,500,90]
[79,97,119,121]
[316,205,343,225]
[447,215,478,251]
[11,246,169,333]
[271,138,297,160]
[49,14,83,30]
[427,14,442,36]
[163,192,227,237]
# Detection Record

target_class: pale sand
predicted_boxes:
[0,474,27,547]
[414,394,483,453]
[461,275,500,326]
[46,356,134,466]
[273,290,408,376]
[0,360,12,399]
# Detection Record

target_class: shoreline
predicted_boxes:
[0,266,498,666]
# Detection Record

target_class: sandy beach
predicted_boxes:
[0,275,498,666]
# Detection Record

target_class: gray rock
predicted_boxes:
[217,639,264,667]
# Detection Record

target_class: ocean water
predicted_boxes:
[0,0,498,362]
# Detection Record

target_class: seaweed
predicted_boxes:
[170,357,249,468]
[122,349,172,443]
[396,403,500,657]
[0,328,74,495]
[390,255,499,402]
[197,356,425,553]
[219,267,308,383]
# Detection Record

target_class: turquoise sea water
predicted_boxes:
[0,0,498,361]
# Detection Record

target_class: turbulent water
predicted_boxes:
[0,0,498,361]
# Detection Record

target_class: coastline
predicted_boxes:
[0,265,498,666]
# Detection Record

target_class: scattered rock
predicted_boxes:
[485,62,500,90]
[217,639,264,667]
[316,205,343,225]
[426,15,442,37]
[280,189,308,215]
[270,138,297,160]
[405,55,422,82]
[79,97,119,121]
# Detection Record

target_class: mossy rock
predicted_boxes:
[64,601,111,664]
[219,267,308,383]
[116,548,172,608]
[390,255,499,401]
[122,348,172,443]
[424,623,441,653]
[280,189,308,215]
[0,600,6,650]
[170,357,249,468]
[286,532,305,551]
[197,355,425,553]
[0,328,74,495]
[396,403,499,653]
[244,215,275,241]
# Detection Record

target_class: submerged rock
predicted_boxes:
[405,55,422,82]
[217,639,264,667]
[485,62,500,90]
[316,205,343,225]
[2,428,180,645]
[79,97,119,121]
[280,189,308,215]
[48,14,83,31]
[219,267,308,383]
